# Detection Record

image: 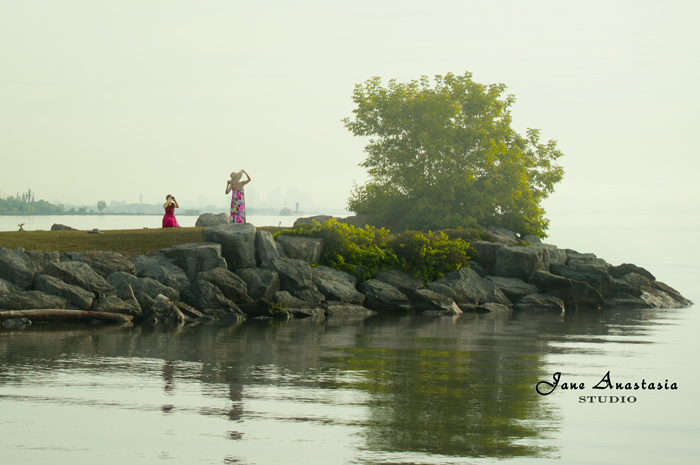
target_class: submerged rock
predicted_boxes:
[514,294,565,313]
[359,279,413,313]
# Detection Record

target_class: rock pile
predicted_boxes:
[0,223,692,327]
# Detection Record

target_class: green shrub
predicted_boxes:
[276,220,471,283]
[387,231,470,282]
[275,219,397,281]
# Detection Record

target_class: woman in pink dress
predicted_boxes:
[225,170,251,223]
[162,195,180,228]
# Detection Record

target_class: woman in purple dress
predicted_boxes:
[225,170,251,223]
[162,195,180,228]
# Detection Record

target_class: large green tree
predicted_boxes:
[343,72,564,237]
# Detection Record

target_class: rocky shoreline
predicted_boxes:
[0,219,692,328]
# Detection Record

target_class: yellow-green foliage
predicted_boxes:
[276,219,471,282]
[275,219,397,281]
[387,231,470,282]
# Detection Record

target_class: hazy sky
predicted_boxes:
[1,0,698,216]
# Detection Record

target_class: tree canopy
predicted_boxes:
[0,189,64,214]
[343,72,564,237]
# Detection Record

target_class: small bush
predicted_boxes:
[387,231,470,282]
[276,220,472,283]
[275,219,397,281]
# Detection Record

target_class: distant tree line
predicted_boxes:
[0,189,65,214]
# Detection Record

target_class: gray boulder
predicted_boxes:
[550,263,617,298]
[311,265,357,287]
[256,230,280,264]
[468,260,488,277]
[428,268,512,308]
[514,293,565,313]
[0,277,14,293]
[276,242,287,258]
[201,223,257,270]
[158,242,227,282]
[313,276,365,305]
[107,272,179,307]
[653,281,692,307]
[374,268,424,298]
[92,295,142,317]
[290,287,326,304]
[293,215,334,227]
[129,253,191,293]
[475,302,513,313]
[482,227,517,245]
[51,224,77,231]
[33,274,95,310]
[493,244,565,280]
[469,241,504,274]
[195,213,230,227]
[528,270,604,310]
[144,301,187,325]
[603,293,653,310]
[538,244,568,266]
[238,298,285,319]
[235,268,280,301]
[274,290,321,308]
[324,301,376,317]
[484,276,539,303]
[608,263,656,281]
[0,290,70,310]
[288,307,326,318]
[276,236,323,264]
[24,250,60,274]
[61,251,136,278]
[0,247,36,290]
[522,234,542,244]
[260,258,315,292]
[411,289,462,315]
[565,252,608,272]
[182,279,240,313]
[196,268,252,304]
[612,272,691,308]
[639,290,685,309]
[174,301,206,320]
[359,279,414,313]
[337,215,371,228]
[45,261,115,296]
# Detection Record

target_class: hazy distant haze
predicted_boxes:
[1,1,698,216]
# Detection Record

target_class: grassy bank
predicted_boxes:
[0,226,285,258]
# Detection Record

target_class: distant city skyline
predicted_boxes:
[35,184,346,213]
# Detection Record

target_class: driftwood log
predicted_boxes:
[0,309,133,323]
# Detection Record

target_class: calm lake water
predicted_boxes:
[1,215,699,464]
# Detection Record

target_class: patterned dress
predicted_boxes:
[230,188,246,223]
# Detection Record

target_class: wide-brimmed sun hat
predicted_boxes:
[230,171,243,184]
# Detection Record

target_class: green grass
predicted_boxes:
[0,226,285,258]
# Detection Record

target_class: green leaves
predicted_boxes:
[276,219,478,284]
[344,72,564,237]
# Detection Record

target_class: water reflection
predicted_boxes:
[0,309,672,463]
